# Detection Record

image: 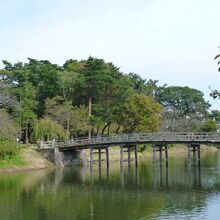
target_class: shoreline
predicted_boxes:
[0,145,218,175]
[0,147,53,175]
[0,166,53,175]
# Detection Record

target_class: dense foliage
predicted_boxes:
[0,110,21,160]
[198,120,218,132]
[0,140,20,160]
[0,57,215,143]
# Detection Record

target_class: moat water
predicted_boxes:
[1,150,220,220]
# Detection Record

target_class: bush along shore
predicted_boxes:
[0,140,52,174]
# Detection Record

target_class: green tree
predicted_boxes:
[127,73,159,96]
[209,110,220,124]
[156,86,210,132]
[127,73,147,94]
[25,58,61,117]
[119,94,163,133]
[72,57,132,136]
[34,118,67,141]
[198,120,218,132]
[0,78,19,115]
[70,106,90,137]
[0,110,18,141]
[155,86,210,115]
[210,51,220,98]
[21,80,38,143]
[45,96,72,135]
[0,61,38,143]
[45,96,89,138]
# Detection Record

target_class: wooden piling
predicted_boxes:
[192,145,196,160]
[120,145,124,164]
[90,146,93,165]
[197,145,201,166]
[134,144,138,166]
[106,147,109,167]
[98,148,101,166]
[153,144,156,163]
[188,144,191,161]
[165,144,168,166]
[159,145,162,163]
[128,146,131,166]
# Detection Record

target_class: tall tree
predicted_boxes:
[155,86,210,116]
[34,118,67,141]
[211,51,220,98]
[119,93,162,133]
[0,109,18,140]
[45,96,89,137]
[0,61,38,143]
[72,57,132,136]
[26,58,61,117]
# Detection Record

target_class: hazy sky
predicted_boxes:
[1,0,220,109]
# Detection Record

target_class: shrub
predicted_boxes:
[0,140,20,160]
[198,120,218,132]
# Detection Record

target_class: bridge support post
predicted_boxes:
[134,144,138,166]
[128,146,131,166]
[159,145,163,163]
[98,148,101,166]
[197,145,201,167]
[120,145,124,164]
[188,144,191,161]
[192,145,196,161]
[152,143,168,166]
[90,146,93,165]
[106,147,109,167]
[153,144,156,163]
[165,144,168,166]
[187,143,201,166]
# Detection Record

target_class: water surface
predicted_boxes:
[1,150,220,219]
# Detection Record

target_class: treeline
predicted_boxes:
[0,57,218,143]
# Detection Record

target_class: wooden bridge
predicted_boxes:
[41,132,220,167]
[55,132,220,149]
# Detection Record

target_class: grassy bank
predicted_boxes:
[0,145,52,174]
[0,154,27,169]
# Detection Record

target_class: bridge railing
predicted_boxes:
[54,132,220,148]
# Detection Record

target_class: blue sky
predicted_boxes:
[1,0,220,109]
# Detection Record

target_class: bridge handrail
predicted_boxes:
[51,132,220,148]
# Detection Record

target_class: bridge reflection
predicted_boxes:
[55,160,202,191]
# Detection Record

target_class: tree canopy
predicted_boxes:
[0,57,214,142]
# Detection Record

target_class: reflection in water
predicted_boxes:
[1,151,220,219]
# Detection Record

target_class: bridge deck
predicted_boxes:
[54,132,220,150]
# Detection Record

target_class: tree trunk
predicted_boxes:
[96,125,100,136]
[115,125,121,134]
[88,96,92,138]
[101,122,111,135]
[107,123,111,135]
[25,124,28,144]
[67,115,70,138]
